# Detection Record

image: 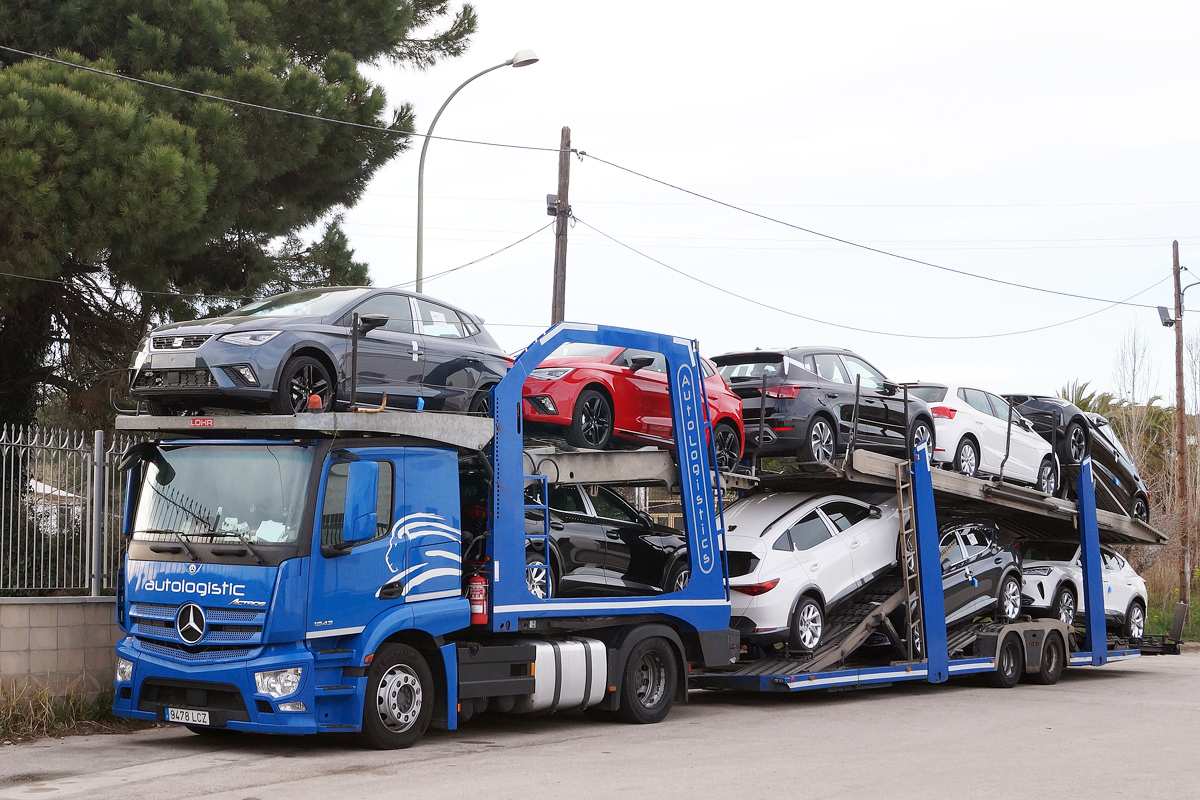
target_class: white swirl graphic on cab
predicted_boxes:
[377,512,462,599]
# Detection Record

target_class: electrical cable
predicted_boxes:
[573,216,1172,341]
[389,221,554,288]
[0,45,561,153]
[577,152,1167,310]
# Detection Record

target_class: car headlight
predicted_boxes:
[222,330,283,347]
[529,367,574,381]
[116,657,133,683]
[255,667,303,698]
[1023,566,1053,576]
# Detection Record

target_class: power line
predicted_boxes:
[573,216,1172,341]
[0,45,560,153]
[577,152,1167,310]
[390,222,554,288]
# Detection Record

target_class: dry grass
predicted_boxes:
[0,686,148,743]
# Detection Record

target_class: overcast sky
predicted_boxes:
[325,2,1200,403]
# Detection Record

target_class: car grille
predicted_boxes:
[152,334,211,350]
[133,368,217,389]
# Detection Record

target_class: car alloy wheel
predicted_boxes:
[714,423,741,472]
[525,553,552,599]
[288,364,330,412]
[578,393,611,448]
[955,439,978,477]
[1126,603,1145,639]
[808,418,835,463]
[1130,497,1149,522]
[1037,458,1057,495]
[793,600,824,650]
[1054,587,1076,624]
[1067,422,1087,463]
[1000,575,1022,622]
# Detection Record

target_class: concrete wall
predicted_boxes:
[0,597,120,698]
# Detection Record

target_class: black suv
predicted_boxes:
[713,347,935,463]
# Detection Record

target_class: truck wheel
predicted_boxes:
[984,633,1023,689]
[359,643,434,749]
[1027,632,1065,686]
[616,637,678,724]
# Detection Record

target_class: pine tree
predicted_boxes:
[0,0,476,424]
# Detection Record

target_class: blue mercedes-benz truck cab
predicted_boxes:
[113,436,470,737]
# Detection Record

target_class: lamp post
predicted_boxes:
[1158,240,1197,619]
[414,49,539,293]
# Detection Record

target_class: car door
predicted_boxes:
[817,499,882,587]
[809,353,875,443]
[586,486,672,594]
[956,524,1002,603]
[1090,421,1137,511]
[841,354,904,448]
[413,297,484,412]
[959,388,1006,472]
[939,528,975,623]
[783,509,856,606]
[614,348,671,440]
[345,293,426,408]
[1101,548,1130,616]
[529,484,610,596]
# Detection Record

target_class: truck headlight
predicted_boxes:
[255,667,303,698]
[116,657,133,683]
[222,330,282,347]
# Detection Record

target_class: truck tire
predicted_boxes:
[984,633,1023,689]
[616,637,677,724]
[359,643,434,749]
[1027,631,1065,686]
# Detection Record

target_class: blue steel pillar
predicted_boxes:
[1076,457,1108,665]
[912,443,949,683]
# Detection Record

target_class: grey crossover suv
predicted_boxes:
[129,286,510,414]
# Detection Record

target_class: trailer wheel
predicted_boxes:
[984,633,1023,689]
[1028,632,1065,686]
[616,637,678,724]
[359,643,434,749]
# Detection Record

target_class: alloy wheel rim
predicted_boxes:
[958,443,977,476]
[526,561,549,599]
[672,567,690,592]
[635,651,667,708]
[811,420,834,462]
[1130,606,1144,638]
[914,424,932,449]
[1069,427,1086,462]
[797,604,823,649]
[1002,579,1021,620]
[1058,592,1075,624]
[1040,463,1057,494]
[581,396,610,446]
[289,364,330,412]
[376,664,422,733]
[715,428,740,471]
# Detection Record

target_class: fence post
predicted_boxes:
[90,429,105,597]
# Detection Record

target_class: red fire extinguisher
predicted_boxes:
[468,571,488,626]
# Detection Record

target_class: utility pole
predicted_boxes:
[550,126,571,325]
[1174,240,1191,616]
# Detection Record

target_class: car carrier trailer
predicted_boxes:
[110,322,1172,749]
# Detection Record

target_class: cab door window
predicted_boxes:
[320,461,395,547]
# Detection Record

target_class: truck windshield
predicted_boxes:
[133,444,313,548]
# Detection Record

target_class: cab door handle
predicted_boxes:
[379,583,404,600]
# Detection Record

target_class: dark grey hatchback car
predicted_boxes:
[129,286,511,414]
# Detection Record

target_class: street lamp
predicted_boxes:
[414,49,539,293]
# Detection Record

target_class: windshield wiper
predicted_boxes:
[172,531,200,562]
[226,528,266,565]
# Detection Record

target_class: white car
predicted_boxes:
[724,490,900,652]
[1020,541,1148,638]
[909,382,1057,494]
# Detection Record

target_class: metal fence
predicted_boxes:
[0,426,139,595]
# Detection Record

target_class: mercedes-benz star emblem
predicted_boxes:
[176,603,206,645]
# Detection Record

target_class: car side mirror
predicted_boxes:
[868,505,883,520]
[629,356,655,373]
[339,460,379,549]
[637,510,654,527]
[358,313,388,336]
[881,380,898,395]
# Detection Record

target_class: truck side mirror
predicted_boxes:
[341,460,380,546]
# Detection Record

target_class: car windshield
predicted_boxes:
[716,356,785,383]
[133,444,314,548]
[1022,542,1078,562]
[227,287,370,318]
[548,343,620,359]
[909,385,947,403]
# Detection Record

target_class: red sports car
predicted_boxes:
[521,343,745,470]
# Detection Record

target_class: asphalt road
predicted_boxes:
[2,654,1197,800]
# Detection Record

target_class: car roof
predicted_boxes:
[724,492,822,532]
[713,346,857,362]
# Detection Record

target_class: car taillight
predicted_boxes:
[764,385,799,399]
[731,578,780,596]
[503,355,515,367]
[931,406,956,419]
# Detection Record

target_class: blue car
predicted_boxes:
[129,286,510,414]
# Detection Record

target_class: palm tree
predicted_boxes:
[1059,379,1117,415]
